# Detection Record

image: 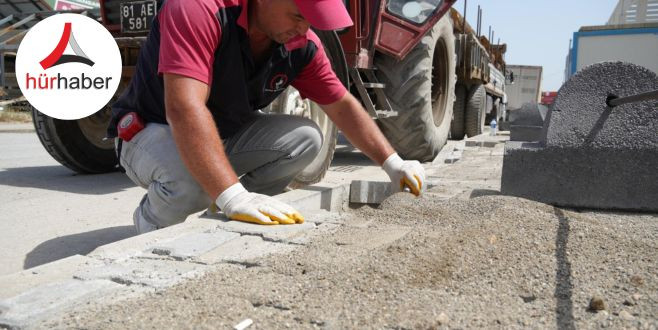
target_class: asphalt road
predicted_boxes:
[0,130,142,276]
[0,127,384,276]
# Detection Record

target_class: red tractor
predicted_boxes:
[32,0,461,187]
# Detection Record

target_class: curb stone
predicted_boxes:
[0,183,350,329]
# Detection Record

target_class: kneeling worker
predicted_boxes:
[107,0,426,233]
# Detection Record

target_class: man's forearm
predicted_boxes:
[167,105,239,201]
[323,93,396,165]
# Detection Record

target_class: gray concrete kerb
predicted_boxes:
[464,132,509,148]
[0,123,34,133]
[0,182,352,329]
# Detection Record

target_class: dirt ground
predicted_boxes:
[0,109,31,123]
[43,189,657,329]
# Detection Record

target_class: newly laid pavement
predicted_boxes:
[0,128,510,328]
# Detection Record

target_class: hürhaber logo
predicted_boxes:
[16,14,121,120]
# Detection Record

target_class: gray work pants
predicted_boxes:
[118,114,322,228]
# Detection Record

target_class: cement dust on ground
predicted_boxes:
[44,191,657,329]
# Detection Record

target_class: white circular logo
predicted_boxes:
[16,14,121,120]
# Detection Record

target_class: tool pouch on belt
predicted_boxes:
[115,112,145,172]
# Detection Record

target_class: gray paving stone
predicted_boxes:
[0,255,103,300]
[431,141,464,165]
[464,134,509,148]
[349,180,438,205]
[202,217,318,244]
[0,279,124,329]
[88,218,220,260]
[148,231,240,260]
[195,235,296,265]
[301,209,345,225]
[350,181,393,205]
[275,182,349,212]
[465,140,500,148]
[74,258,207,289]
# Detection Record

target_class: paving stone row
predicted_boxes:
[0,185,350,329]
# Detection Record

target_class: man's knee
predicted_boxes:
[146,178,211,227]
[293,119,323,159]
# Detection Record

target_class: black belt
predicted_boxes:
[116,138,126,173]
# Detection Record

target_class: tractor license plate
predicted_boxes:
[120,0,157,33]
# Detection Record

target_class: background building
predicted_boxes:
[608,0,658,24]
[565,0,658,80]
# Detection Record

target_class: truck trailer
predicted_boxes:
[504,65,542,111]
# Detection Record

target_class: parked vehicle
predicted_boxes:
[505,65,542,111]
[448,7,508,139]
[540,91,557,106]
[29,0,510,185]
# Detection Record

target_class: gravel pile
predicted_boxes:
[45,192,657,329]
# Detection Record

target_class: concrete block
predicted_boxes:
[509,102,547,126]
[148,231,240,261]
[501,62,658,211]
[350,181,394,205]
[275,182,349,212]
[464,134,506,148]
[73,258,207,289]
[349,180,439,204]
[0,255,103,300]
[502,141,658,211]
[195,235,295,265]
[465,140,496,148]
[0,279,124,329]
[88,218,220,260]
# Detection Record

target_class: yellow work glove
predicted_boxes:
[382,153,426,196]
[215,183,304,225]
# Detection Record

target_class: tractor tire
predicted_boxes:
[32,105,118,174]
[374,14,456,162]
[464,84,486,137]
[266,30,348,188]
[450,84,467,140]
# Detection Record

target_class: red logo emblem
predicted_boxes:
[40,22,94,70]
[269,73,288,90]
